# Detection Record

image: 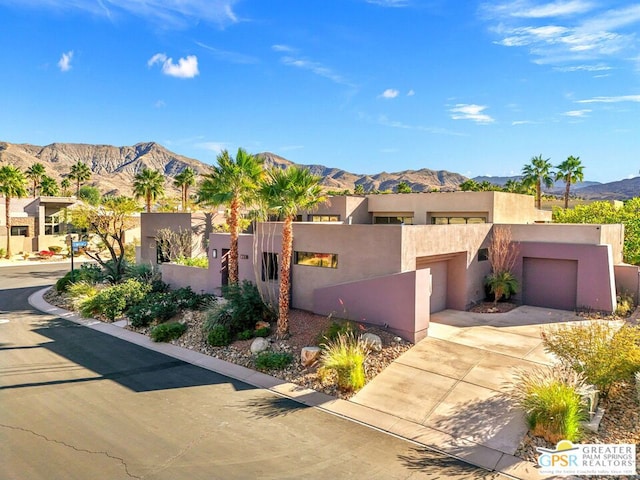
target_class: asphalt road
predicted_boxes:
[0,263,501,480]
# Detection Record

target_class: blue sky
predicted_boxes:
[1,0,639,183]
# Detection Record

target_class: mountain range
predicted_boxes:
[0,141,637,201]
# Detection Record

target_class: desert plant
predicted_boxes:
[485,271,518,305]
[124,263,157,283]
[126,292,178,327]
[150,322,187,342]
[317,320,357,345]
[48,245,62,254]
[207,324,232,347]
[254,351,293,371]
[487,226,519,275]
[174,255,208,268]
[320,332,369,392]
[615,291,636,317]
[67,281,99,310]
[0,248,5,257]
[542,321,640,395]
[237,329,254,340]
[219,281,276,333]
[511,365,587,443]
[636,371,640,402]
[80,278,151,321]
[254,326,270,337]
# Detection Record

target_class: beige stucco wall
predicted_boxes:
[160,264,217,294]
[139,213,192,264]
[297,195,370,224]
[365,191,550,225]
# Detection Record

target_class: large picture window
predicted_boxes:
[294,251,338,269]
[431,216,486,225]
[11,225,28,236]
[374,216,413,225]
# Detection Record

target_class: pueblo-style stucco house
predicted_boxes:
[0,196,76,253]
[140,191,640,342]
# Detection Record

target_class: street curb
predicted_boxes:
[29,287,545,480]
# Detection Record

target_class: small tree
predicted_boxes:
[133,168,165,213]
[71,196,141,282]
[0,165,28,258]
[68,160,92,196]
[395,181,412,194]
[485,226,519,304]
[155,227,192,262]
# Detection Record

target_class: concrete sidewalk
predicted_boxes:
[30,290,584,479]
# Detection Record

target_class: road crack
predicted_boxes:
[0,423,142,479]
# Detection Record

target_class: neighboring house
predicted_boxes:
[140,191,639,342]
[0,196,76,253]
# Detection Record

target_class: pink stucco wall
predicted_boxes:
[514,242,616,312]
[160,263,217,294]
[313,269,431,343]
[614,264,640,303]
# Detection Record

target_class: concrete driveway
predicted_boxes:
[350,306,588,477]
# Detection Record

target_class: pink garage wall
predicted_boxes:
[614,264,640,303]
[513,243,616,312]
[312,269,431,343]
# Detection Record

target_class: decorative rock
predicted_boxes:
[250,337,269,354]
[361,333,383,351]
[300,346,322,367]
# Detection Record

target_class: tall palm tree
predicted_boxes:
[261,166,327,338]
[556,156,585,209]
[0,166,27,258]
[197,148,263,285]
[133,168,165,213]
[25,162,46,197]
[69,160,92,195]
[39,175,60,196]
[521,154,554,209]
[60,178,72,196]
[173,167,196,212]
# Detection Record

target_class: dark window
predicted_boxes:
[478,248,489,262]
[374,216,413,225]
[431,216,486,225]
[11,226,28,236]
[262,252,278,280]
[294,251,338,269]
[294,215,303,222]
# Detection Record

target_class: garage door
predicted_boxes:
[417,260,448,313]
[523,258,578,310]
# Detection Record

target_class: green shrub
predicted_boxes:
[203,302,233,332]
[150,322,187,342]
[217,281,276,334]
[320,332,369,392]
[254,326,270,338]
[615,291,636,317]
[237,329,254,340]
[317,320,356,345]
[511,365,587,443]
[170,287,214,311]
[542,321,640,395]
[255,352,293,371]
[80,279,151,321]
[207,325,231,347]
[126,292,178,327]
[48,245,62,254]
[56,270,80,292]
[0,247,5,257]
[124,263,156,283]
[485,271,518,305]
[174,256,209,268]
[67,281,99,310]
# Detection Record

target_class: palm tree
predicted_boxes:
[354,184,365,195]
[261,166,327,338]
[39,175,60,196]
[459,179,480,191]
[197,148,264,285]
[395,181,412,193]
[485,271,518,306]
[556,156,585,209]
[69,160,92,195]
[0,166,27,258]
[60,178,72,196]
[521,155,554,209]
[133,168,165,213]
[173,167,196,212]
[25,163,46,197]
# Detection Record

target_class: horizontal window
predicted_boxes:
[295,251,338,269]
[431,216,486,225]
[478,248,489,262]
[374,216,413,225]
[308,214,340,222]
[11,225,28,236]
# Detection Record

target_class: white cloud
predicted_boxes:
[576,95,640,103]
[379,88,399,99]
[154,100,166,108]
[12,0,240,29]
[280,55,353,86]
[407,89,415,96]
[482,2,640,68]
[148,53,199,78]
[58,50,73,72]
[272,44,295,53]
[196,142,228,154]
[195,41,258,64]
[554,64,612,72]
[563,109,591,117]
[449,104,495,123]
[512,120,535,125]
[366,0,409,7]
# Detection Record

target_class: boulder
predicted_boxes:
[361,332,383,351]
[300,346,322,367]
[250,337,270,354]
